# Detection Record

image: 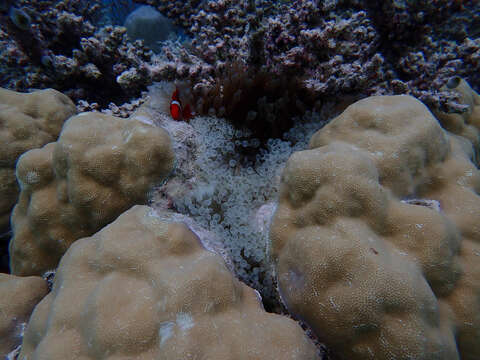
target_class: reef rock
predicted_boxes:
[124,5,175,52]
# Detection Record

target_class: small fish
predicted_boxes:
[170,88,193,121]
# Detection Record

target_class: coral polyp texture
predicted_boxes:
[0,87,76,232]
[19,205,320,360]
[270,95,480,359]
[9,110,174,276]
[0,273,48,358]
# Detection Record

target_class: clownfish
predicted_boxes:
[170,88,193,121]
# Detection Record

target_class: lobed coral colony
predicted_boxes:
[0,0,479,359]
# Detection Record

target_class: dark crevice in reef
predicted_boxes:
[0,227,11,274]
[47,65,138,108]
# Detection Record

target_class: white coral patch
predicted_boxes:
[25,171,40,184]
[133,115,154,125]
[176,312,194,332]
[158,313,194,348]
[123,131,133,144]
[141,208,168,236]
[158,321,175,346]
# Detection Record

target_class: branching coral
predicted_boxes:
[1,0,478,118]
[0,1,158,107]
[134,0,479,115]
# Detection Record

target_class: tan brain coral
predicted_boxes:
[270,95,480,360]
[9,111,175,276]
[0,274,48,357]
[0,88,76,231]
[19,205,319,359]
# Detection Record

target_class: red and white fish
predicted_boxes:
[170,88,193,121]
